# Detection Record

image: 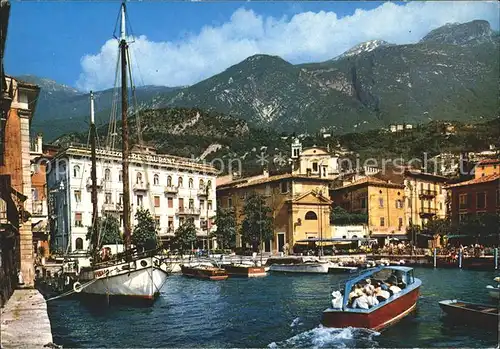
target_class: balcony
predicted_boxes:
[86,178,103,190]
[31,200,45,216]
[160,227,175,236]
[197,186,210,197]
[419,189,437,199]
[176,207,201,216]
[164,186,178,194]
[133,181,149,192]
[103,203,123,212]
[419,207,437,218]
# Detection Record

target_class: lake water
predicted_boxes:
[48,267,499,348]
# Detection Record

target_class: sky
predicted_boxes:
[4,1,499,92]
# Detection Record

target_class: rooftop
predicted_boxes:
[477,158,500,165]
[332,176,404,191]
[445,173,500,188]
[217,172,331,190]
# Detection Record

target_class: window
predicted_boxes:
[189,199,194,209]
[398,217,403,229]
[439,202,443,211]
[199,179,205,189]
[104,168,111,181]
[207,180,212,190]
[75,212,83,227]
[293,148,299,157]
[459,194,468,209]
[228,197,233,207]
[137,195,143,207]
[168,217,173,228]
[179,217,185,225]
[154,195,160,208]
[280,181,288,194]
[178,198,184,210]
[155,216,160,228]
[153,174,159,186]
[167,176,172,187]
[188,178,194,189]
[136,172,143,184]
[118,194,123,205]
[476,192,486,209]
[32,188,39,201]
[379,198,384,208]
[167,197,173,208]
[208,200,213,211]
[395,200,403,209]
[380,217,385,227]
[305,211,317,220]
[105,192,112,204]
[200,219,207,230]
[119,170,123,182]
[178,177,183,188]
[360,197,367,209]
[200,200,205,210]
[75,238,83,250]
[74,190,81,203]
[73,165,80,178]
[312,162,318,172]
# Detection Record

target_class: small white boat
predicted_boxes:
[267,257,331,274]
[486,277,500,299]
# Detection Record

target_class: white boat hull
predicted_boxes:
[486,285,500,299]
[79,256,170,300]
[269,263,330,274]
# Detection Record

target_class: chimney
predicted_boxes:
[36,133,43,153]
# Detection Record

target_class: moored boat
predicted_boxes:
[181,264,229,281]
[267,257,331,274]
[321,266,421,331]
[438,299,499,328]
[328,264,358,274]
[223,264,267,277]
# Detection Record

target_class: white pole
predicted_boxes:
[495,248,498,270]
[120,3,126,40]
[90,91,94,125]
[433,248,437,268]
[458,248,462,269]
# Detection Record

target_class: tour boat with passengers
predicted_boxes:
[321,266,421,331]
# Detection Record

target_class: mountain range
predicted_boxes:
[21,19,500,141]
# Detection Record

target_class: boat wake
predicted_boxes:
[269,326,380,348]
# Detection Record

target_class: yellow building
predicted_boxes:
[475,159,500,178]
[330,177,406,244]
[216,173,331,253]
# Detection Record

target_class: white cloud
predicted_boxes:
[76,1,499,91]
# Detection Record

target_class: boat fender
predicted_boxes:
[73,281,83,293]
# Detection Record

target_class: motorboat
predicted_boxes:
[486,276,500,299]
[223,264,267,277]
[321,266,421,331]
[266,257,331,274]
[439,299,499,328]
[180,263,228,281]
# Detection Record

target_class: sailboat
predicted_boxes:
[75,2,170,303]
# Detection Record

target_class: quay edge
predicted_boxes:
[0,289,55,348]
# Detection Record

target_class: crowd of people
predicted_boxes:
[331,272,406,310]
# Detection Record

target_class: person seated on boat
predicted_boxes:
[352,292,370,310]
[374,281,391,302]
[348,284,364,305]
[389,283,402,295]
[331,290,343,309]
[364,288,378,308]
[363,279,375,294]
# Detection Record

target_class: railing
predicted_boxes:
[420,207,438,214]
[176,207,201,215]
[419,189,437,198]
[86,178,103,188]
[164,186,178,194]
[197,187,209,197]
[160,228,175,236]
[103,203,122,212]
[133,182,149,191]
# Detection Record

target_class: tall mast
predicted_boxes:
[90,91,99,260]
[120,2,132,252]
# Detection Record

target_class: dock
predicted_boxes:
[1,289,55,348]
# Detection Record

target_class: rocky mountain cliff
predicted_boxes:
[25,20,499,140]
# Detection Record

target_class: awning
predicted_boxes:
[295,237,375,243]
[371,234,408,240]
[445,235,470,239]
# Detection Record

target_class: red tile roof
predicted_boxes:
[478,158,500,165]
[445,173,500,188]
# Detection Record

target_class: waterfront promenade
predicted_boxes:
[1,289,54,348]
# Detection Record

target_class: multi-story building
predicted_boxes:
[217,171,332,253]
[290,139,340,178]
[0,75,40,287]
[47,144,218,253]
[474,158,499,178]
[330,176,406,245]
